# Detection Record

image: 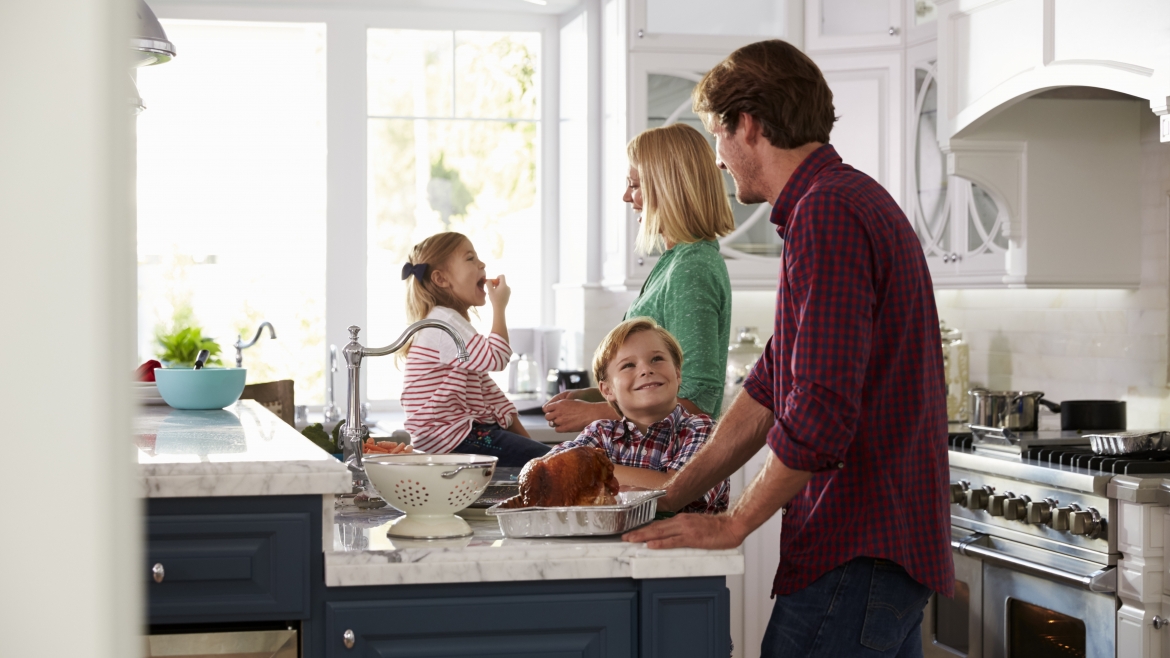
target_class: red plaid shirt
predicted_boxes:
[553,405,729,514]
[742,144,953,597]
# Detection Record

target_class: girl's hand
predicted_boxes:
[486,275,511,310]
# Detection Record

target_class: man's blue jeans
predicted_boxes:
[761,556,932,657]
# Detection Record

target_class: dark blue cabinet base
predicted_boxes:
[147,496,731,657]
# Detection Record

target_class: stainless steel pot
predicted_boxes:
[968,389,1060,432]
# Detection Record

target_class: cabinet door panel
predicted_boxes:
[146,512,311,623]
[815,51,903,206]
[640,578,732,658]
[325,591,635,658]
[806,0,903,51]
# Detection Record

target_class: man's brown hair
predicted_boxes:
[692,39,836,149]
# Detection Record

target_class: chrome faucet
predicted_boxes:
[323,344,341,424]
[341,321,469,481]
[234,321,276,367]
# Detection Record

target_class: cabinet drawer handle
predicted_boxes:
[637,29,644,38]
[888,26,900,36]
[151,563,165,583]
[343,629,355,649]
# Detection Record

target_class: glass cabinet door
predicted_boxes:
[912,60,1008,277]
[646,72,782,260]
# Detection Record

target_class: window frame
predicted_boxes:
[148,2,560,408]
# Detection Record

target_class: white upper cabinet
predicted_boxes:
[805,0,904,51]
[629,0,797,53]
[906,40,1012,286]
[813,50,904,207]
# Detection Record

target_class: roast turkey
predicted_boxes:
[501,446,620,508]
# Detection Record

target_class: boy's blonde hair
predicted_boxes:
[627,123,736,254]
[404,231,470,323]
[593,317,684,416]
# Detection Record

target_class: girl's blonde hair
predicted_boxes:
[628,123,736,254]
[404,231,470,323]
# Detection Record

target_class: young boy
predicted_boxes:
[550,318,729,513]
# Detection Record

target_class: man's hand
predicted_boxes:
[542,399,617,433]
[623,513,746,550]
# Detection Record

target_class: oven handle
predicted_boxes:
[952,534,1116,594]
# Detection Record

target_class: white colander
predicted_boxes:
[363,453,497,539]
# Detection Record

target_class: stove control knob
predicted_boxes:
[949,483,966,505]
[988,494,1008,516]
[1052,507,1073,532]
[1004,497,1027,521]
[1070,509,1101,537]
[965,488,988,511]
[1026,501,1052,525]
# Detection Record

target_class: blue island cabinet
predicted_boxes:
[146,496,731,657]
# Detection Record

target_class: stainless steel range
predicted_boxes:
[923,430,1170,658]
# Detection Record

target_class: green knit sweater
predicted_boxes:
[625,239,732,418]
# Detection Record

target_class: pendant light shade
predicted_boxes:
[131,0,176,67]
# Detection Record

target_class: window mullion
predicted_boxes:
[326,15,369,404]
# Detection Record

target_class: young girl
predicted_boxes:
[399,232,551,467]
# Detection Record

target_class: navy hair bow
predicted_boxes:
[401,261,429,282]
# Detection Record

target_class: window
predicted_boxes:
[136,20,327,403]
[364,28,542,400]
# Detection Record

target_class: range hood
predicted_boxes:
[926,0,1168,288]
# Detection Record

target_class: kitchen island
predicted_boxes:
[139,401,742,657]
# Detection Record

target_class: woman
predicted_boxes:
[543,123,734,432]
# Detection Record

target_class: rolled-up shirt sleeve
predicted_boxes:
[766,193,874,473]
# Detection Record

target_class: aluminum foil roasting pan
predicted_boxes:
[486,489,666,538]
[1087,430,1170,455]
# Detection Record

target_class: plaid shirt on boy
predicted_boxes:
[553,405,729,514]
[742,144,953,598]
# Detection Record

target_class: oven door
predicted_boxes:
[963,533,1116,658]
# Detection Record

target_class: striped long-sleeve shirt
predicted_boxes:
[401,306,518,454]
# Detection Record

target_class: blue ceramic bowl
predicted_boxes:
[154,367,247,410]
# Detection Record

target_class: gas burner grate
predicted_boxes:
[1026,446,1170,475]
[948,432,973,450]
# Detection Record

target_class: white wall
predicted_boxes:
[0,1,141,657]
[936,110,1170,428]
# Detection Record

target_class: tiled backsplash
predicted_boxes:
[937,111,1170,428]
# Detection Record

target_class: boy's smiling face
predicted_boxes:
[599,330,681,425]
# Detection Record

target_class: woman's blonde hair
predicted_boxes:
[628,123,736,254]
[403,231,470,323]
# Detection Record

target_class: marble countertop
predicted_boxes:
[136,399,351,498]
[326,503,744,587]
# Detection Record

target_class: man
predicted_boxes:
[623,40,953,657]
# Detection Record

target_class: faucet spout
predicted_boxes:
[234,321,277,367]
[340,320,469,484]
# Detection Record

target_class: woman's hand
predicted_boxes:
[542,399,618,433]
[486,274,511,310]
